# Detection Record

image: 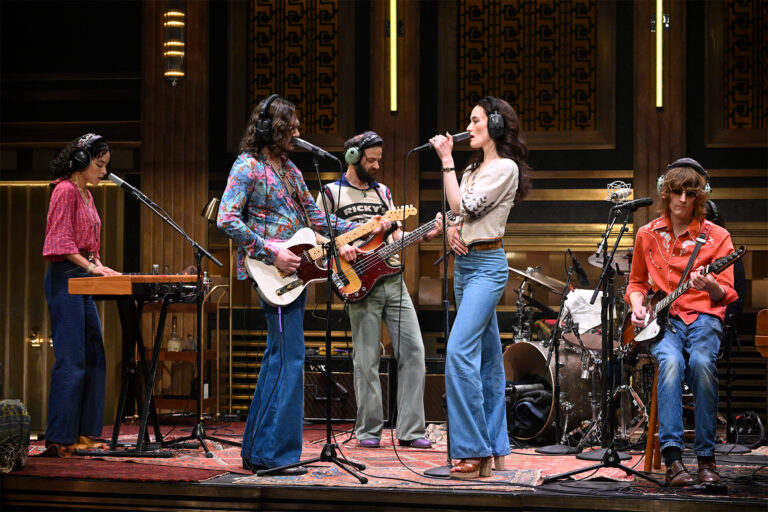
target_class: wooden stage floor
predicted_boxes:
[2,420,767,511]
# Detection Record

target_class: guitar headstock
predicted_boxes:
[385,205,418,222]
[708,245,747,275]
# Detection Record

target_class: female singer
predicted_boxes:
[430,96,531,479]
[42,133,120,454]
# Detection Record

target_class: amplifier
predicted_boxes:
[424,358,446,423]
[304,356,394,423]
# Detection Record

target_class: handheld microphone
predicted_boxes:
[292,137,338,160]
[609,188,632,201]
[611,197,653,212]
[412,131,470,152]
[567,248,590,287]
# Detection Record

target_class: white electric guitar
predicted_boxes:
[245,206,417,307]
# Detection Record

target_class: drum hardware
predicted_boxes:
[612,383,648,442]
[534,259,580,455]
[587,248,633,274]
[544,205,664,487]
[508,266,567,294]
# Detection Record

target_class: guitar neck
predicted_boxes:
[378,219,437,259]
[655,263,713,313]
[306,211,406,261]
[377,212,456,260]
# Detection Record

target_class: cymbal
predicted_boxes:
[588,249,633,273]
[508,266,566,293]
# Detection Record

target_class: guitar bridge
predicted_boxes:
[276,279,304,296]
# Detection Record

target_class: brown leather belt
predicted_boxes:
[470,240,503,251]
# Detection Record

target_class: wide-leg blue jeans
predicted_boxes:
[44,261,106,444]
[241,291,306,468]
[651,314,722,457]
[445,248,510,459]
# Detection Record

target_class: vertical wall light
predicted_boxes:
[389,0,398,112]
[163,1,186,86]
[655,0,663,108]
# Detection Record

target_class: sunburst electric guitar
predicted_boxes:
[245,206,416,307]
[621,245,746,350]
[331,211,456,302]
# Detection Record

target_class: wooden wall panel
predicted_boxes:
[0,183,123,428]
[141,1,211,342]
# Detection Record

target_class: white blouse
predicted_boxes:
[458,158,519,245]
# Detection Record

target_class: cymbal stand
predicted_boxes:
[543,206,664,487]
[536,264,579,455]
[513,278,531,343]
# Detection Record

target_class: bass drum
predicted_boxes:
[503,341,593,441]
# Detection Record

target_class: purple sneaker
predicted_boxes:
[398,438,432,449]
[358,438,380,448]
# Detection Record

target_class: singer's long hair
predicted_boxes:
[465,97,531,204]
[658,167,707,221]
[240,96,297,158]
[50,136,111,180]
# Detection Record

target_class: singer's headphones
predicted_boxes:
[485,96,505,140]
[70,133,104,171]
[254,94,280,144]
[657,157,711,195]
[344,131,383,165]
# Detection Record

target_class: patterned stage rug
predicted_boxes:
[24,422,645,485]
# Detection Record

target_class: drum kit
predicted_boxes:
[503,248,650,449]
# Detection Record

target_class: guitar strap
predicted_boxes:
[276,169,313,229]
[675,221,712,289]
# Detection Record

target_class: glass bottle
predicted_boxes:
[166,316,182,352]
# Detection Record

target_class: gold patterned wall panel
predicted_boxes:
[455,0,614,149]
[249,0,340,135]
[707,0,768,147]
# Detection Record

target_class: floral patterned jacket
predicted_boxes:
[217,152,358,280]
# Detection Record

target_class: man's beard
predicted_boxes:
[355,164,375,185]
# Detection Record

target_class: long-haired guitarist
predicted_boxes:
[316,131,442,449]
[625,158,738,486]
[217,96,390,475]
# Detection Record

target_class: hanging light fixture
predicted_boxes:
[163,1,186,86]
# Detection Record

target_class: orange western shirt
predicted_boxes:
[625,216,737,324]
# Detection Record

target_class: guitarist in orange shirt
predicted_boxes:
[626,158,738,486]
[317,131,442,449]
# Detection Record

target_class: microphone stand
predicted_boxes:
[113,180,235,457]
[536,263,579,455]
[543,207,663,486]
[423,150,454,478]
[257,155,368,483]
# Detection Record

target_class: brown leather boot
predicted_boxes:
[665,460,695,486]
[697,456,720,484]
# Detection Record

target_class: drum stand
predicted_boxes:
[544,206,664,487]
[536,265,579,455]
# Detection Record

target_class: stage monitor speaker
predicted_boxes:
[304,356,394,423]
[424,358,446,423]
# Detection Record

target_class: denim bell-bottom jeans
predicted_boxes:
[445,248,510,460]
[44,261,106,444]
[651,314,722,457]
[241,291,306,468]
